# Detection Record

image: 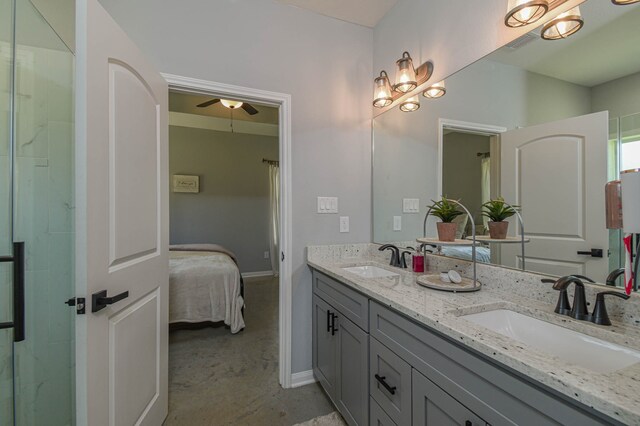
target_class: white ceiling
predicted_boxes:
[489,1,640,87]
[275,0,399,28]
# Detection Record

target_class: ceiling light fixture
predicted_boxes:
[220,99,244,109]
[611,0,640,4]
[393,51,418,93]
[505,0,549,27]
[373,71,393,108]
[423,80,446,99]
[541,6,584,40]
[399,95,420,112]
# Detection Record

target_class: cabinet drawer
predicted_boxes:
[370,337,411,426]
[370,397,397,426]
[312,270,369,331]
[413,369,485,426]
[370,301,609,426]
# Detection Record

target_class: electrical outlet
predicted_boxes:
[393,216,402,231]
[264,251,270,259]
[340,216,349,233]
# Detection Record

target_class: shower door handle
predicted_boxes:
[0,242,25,342]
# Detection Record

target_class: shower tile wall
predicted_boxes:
[10,0,75,422]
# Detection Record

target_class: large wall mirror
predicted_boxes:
[372,0,640,285]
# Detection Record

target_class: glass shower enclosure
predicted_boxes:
[1,0,75,424]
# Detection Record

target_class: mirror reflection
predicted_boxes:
[372,0,640,285]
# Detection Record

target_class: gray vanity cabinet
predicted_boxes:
[412,369,486,426]
[312,271,369,426]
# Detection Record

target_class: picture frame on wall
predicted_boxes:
[173,174,200,193]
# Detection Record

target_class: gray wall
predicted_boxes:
[442,132,490,225]
[99,0,373,374]
[169,125,278,273]
[592,71,640,118]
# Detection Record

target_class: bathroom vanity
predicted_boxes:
[308,244,640,426]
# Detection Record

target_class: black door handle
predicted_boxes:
[374,374,396,395]
[0,242,25,342]
[577,249,603,258]
[92,289,129,312]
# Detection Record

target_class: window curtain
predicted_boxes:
[268,164,280,276]
[480,157,491,229]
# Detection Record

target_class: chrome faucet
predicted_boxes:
[379,244,402,268]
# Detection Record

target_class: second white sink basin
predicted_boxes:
[462,309,640,374]
[342,265,399,279]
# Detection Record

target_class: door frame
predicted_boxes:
[162,73,294,388]
[437,118,507,198]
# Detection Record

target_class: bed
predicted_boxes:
[169,244,245,333]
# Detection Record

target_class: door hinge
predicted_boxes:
[65,297,86,315]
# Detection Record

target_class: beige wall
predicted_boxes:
[169,125,278,273]
[592,71,640,119]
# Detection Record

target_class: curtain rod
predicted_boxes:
[262,158,279,165]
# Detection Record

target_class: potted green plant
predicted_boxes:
[427,197,464,242]
[481,197,519,239]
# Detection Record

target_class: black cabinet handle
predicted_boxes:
[92,289,129,313]
[331,313,338,335]
[0,242,25,342]
[465,421,472,426]
[374,374,396,395]
[327,310,332,332]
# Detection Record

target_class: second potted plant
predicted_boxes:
[481,197,519,239]
[427,197,464,242]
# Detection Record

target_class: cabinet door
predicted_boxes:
[370,397,397,426]
[335,314,369,426]
[313,295,338,401]
[413,369,486,426]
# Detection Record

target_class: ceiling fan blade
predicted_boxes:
[241,103,259,115]
[196,99,220,108]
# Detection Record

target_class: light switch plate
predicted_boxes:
[403,198,420,213]
[393,216,402,231]
[340,216,349,233]
[317,197,338,213]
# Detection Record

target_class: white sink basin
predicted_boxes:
[342,266,399,279]
[462,309,640,373]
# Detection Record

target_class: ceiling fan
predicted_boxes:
[196,98,259,115]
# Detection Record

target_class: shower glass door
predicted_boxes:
[1,0,75,424]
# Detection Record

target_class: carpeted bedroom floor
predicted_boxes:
[164,276,336,426]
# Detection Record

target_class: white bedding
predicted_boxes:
[440,246,491,263]
[169,251,245,333]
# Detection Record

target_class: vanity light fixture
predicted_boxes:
[393,51,418,93]
[505,0,549,27]
[373,71,393,108]
[541,6,584,40]
[611,0,640,4]
[423,80,446,99]
[220,99,244,109]
[399,95,420,112]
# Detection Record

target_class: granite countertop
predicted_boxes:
[307,244,640,425]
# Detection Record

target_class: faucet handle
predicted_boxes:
[591,291,630,326]
[543,278,572,315]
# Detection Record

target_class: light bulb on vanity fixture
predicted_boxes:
[541,6,584,40]
[399,95,420,112]
[393,51,418,93]
[504,0,549,27]
[423,80,446,99]
[373,71,393,108]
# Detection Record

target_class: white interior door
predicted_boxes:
[500,111,609,283]
[75,0,169,425]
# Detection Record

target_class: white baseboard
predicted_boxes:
[290,370,316,388]
[241,270,274,279]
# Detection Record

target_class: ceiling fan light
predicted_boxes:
[373,71,393,108]
[541,6,584,40]
[399,95,420,112]
[220,99,244,109]
[423,80,446,99]
[393,52,417,93]
[611,0,640,4]
[505,0,549,27]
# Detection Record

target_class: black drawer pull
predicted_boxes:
[331,313,338,335]
[465,421,472,426]
[327,309,332,332]
[374,374,396,395]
